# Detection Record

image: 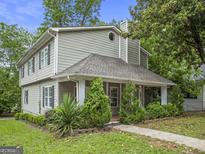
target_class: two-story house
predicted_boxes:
[17,21,175,115]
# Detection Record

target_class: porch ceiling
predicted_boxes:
[52,54,175,86]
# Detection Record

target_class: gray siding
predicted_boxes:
[128,39,140,65]
[120,37,127,62]
[140,49,148,68]
[57,30,120,72]
[20,39,55,86]
[184,88,203,111]
[22,79,58,115]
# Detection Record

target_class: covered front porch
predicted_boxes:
[57,78,169,116]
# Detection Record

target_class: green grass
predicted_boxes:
[0,120,203,154]
[137,113,205,140]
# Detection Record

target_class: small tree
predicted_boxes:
[83,78,111,127]
[120,81,146,124]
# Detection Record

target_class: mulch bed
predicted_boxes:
[18,119,112,137]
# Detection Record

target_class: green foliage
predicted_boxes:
[45,109,58,124]
[169,86,184,113]
[83,78,111,127]
[146,102,180,119]
[14,113,45,126]
[146,102,168,119]
[163,103,179,117]
[49,95,82,137]
[129,0,205,99]
[120,81,146,124]
[37,0,103,37]
[0,23,33,114]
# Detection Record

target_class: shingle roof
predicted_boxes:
[54,54,175,85]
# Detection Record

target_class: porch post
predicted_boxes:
[55,82,59,107]
[161,86,167,105]
[78,80,85,105]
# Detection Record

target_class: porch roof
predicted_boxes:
[53,54,175,86]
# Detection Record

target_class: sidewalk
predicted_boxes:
[113,124,205,152]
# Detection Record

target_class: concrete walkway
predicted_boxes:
[113,125,205,152]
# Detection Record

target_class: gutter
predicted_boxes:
[16,28,56,67]
[52,73,176,86]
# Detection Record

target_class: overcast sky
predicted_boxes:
[0,0,136,32]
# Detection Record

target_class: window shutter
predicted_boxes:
[48,44,50,65]
[32,57,35,73]
[42,87,45,107]
[39,52,41,69]
[51,85,54,108]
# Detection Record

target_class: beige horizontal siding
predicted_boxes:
[57,30,120,72]
[20,39,55,86]
[22,79,58,115]
[128,39,140,65]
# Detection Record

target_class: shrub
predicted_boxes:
[120,82,146,124]
[14,112,21,120]
[146,102,168,119]
[45,109,58,124]
[83,78,111,128]
[163,103,179,117]
[169,86,184,113]
[49,95,82,137]
[14,112,45,126]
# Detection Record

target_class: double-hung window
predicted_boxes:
[28,57,35,75]
[110,87,118,107]
[24,90,28,104]
[43,86,54,108]
[39,45,50,69]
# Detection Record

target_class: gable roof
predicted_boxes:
[53,54,175,86]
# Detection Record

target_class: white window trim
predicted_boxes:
[40,46,49,68]
[110,86,119,107]
[43,85,53,108]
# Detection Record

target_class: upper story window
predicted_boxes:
[28,57,35,75]
[39,44,50,69]
[21,65,24,78]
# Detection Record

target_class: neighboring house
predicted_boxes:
[17,21,175,115]
[184,64,205,111]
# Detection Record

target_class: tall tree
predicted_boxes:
[0,23,33,113]
[130,0,205,65]
[37,0,103,36]
[129,0,205,95]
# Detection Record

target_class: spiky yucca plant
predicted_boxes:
[49,94,81,137]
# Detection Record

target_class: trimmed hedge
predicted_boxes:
[15,113,45,126]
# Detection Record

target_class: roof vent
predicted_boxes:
[108,32,115,41]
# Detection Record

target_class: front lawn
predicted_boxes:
[0,120,202,154]
[137,113,205,140]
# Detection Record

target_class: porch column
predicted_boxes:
[78,80,85,105]
[161,86,167,105]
